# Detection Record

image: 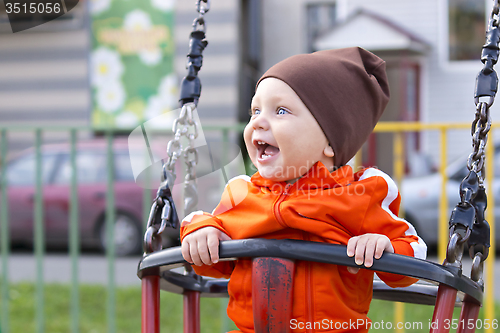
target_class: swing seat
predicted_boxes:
[138,238,483,333]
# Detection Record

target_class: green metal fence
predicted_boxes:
[0,124,244,333]
[0,123,496,332]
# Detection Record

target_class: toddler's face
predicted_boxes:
[243,78,334,183]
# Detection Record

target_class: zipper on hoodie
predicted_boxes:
[273,183,292,227]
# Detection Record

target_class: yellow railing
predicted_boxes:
[371,122,496,333]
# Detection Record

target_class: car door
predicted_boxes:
[6,151,59,244]
[50,150,107,242]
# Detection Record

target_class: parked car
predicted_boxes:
[401,146,500,249]
[0,138,183,256]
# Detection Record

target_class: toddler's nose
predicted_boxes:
[252,112,270,130]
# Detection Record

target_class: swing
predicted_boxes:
[138,1,496,332]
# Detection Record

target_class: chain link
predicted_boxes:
[143,108,201,255]
[193,0,210,32]
[143,1,207,254]
[446,0,498,282]
[491,0,500,27]
[467,102,491,178]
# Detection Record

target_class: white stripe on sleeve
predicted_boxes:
[183,210,206,224]
[211,174,252,215]
[358,168,427,259]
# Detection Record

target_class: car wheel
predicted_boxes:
[99,213,142,256]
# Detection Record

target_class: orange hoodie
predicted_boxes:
[181,162,427,333]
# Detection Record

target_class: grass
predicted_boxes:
[0,283,498,332]
[1,283,238,333]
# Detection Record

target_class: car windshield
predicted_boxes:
[53,150,106,184]
[447,146,500,181]
[115,151,135,181]
[6,152,59,186]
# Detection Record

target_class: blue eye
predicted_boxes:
[253,109,261,115]
[277,107,289,115]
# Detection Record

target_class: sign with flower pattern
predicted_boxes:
[90,0,176,128]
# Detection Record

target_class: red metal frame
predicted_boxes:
[142,275,160,333]
[141,257,482,333]
[456,298,481,333]
[252,258,295,333]
[430,284,458,333]
[183,291,201,333]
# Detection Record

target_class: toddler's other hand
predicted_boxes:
[346,233,394,274]
[181,227,232,266]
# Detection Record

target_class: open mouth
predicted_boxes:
[254,139,280,162]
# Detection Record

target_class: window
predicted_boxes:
[307,2,337,52]
[448,0,486,61]
[115,151,135,182]
[6,152,59,186]
[53,151,106,184]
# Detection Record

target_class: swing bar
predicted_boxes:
[138,239,483,333]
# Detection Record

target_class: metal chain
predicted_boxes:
[173,103,199,215]
[467,102,491,178]
[446,0,498,283]
[143,1,208,254]
[143,105,201,254]
[194,0,210,32]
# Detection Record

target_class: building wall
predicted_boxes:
[344,0,489,165]
[261,0,496,167]
[175,0,239,125]
[0,0,240,152]
[261,0,310,72]
[0,3,90,129]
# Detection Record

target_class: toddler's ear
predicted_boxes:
[323,145,334,158]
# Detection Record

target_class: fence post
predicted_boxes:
[438,128,448,263]
[69,129,80,333]
[34,128,45,333]
[393,132,405,333]
[485,131,495,333]
[1,129,9,333]
[106,131,116,333]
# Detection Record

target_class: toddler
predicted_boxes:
[181,47,427,333]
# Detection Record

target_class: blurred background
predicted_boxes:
[0,0,499,332]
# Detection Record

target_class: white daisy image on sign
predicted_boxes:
[151,0,175,12]
[139,48,162,66]
[123,10,152,31]
[116,111,139,128]
[123,10,164,66]
[144,95,176,128]
[144,95,165,119]
[158,74,178,109]
[91,47,124,88]
[97,81,126,113]
[89,0,111,16]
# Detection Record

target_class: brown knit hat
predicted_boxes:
[256,47,390,167]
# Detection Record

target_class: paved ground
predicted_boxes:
[4,252,143,286]
[3,252,500,301]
